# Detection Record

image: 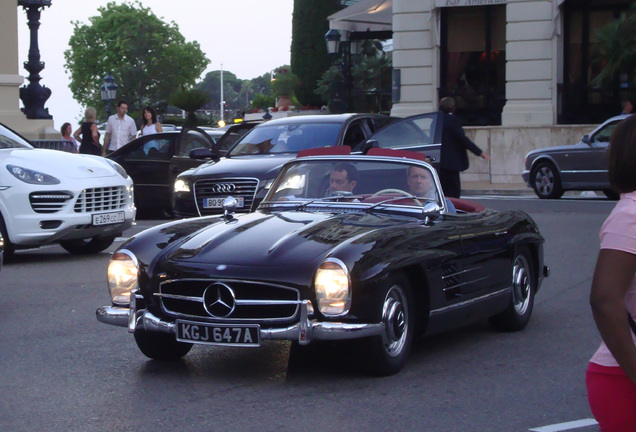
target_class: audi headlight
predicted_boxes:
[174,179,190,193]
[107,250,139,305]
[314,258,351,316]
[7,164,60,185]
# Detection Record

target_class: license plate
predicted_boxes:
[203,197,244,209]
[176,320,260,346]
[92,211,125,226]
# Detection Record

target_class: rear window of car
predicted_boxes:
[228,123,341,156]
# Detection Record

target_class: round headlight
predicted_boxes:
[107,250,139,305]
[314,258,351,316]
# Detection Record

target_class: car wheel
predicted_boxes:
[603,189,619,200]
[363,273,415,376]
[134,330,193,360]
[59,236,116,254]
[489,246,535,332]
[531,162,564,199]
[0,214,15,260]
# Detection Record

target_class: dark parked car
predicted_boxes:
[172,113,442,218]
[522,114,629,199]
[108,123,257,215]
[97,150,548,375]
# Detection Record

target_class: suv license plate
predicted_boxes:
[92,211,125,226]
[203,197,244,209]
[176,321,260,346]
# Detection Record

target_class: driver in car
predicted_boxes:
[328,162,358,196]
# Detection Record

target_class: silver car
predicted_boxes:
[522,114,630,199]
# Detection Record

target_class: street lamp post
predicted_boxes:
[325,29,354,113]
[18,0,53,119]
[100,73,117,120]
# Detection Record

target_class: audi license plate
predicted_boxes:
[92,211,125,226]
[203,197,244,209]
[176,320,260,346]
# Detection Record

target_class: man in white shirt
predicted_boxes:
[102,101,137,155]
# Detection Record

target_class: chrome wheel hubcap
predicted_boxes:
[535,167,554,196]
[512,254,531,315]
[382,285,408,357]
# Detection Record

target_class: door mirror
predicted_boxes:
[189,147,219,161]
[581,134,590,144]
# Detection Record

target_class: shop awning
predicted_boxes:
[328,0,392,33]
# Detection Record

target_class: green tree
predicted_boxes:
[197,70,242,115]
[64,1,208,119]
[169,88,208,125]
[291,0,344,106]
[590,8,636,89]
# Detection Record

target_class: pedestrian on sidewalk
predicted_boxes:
[102,101,137,155]
[438,96,490,198]
[60,122,79,153]
[586,114,636,431]
[73,107,101,156]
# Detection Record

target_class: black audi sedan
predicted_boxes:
[172,113,442,218]
[108,122,257,216]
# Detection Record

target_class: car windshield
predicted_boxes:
[228,123,341,156]
[0,124,33,149]
[261,158,442,211]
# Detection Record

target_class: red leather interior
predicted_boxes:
[366,147,427,161]
[448,197,485,213]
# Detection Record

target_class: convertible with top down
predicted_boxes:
[97,148,548,375]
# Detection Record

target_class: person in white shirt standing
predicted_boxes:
[102,101,137,155]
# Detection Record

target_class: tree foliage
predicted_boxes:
[64,1,209,119]
[169,88,208,125]
[590,7,636,89]
[291,0,344,106]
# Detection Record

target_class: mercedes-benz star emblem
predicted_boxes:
[212,183,236,193]
[203,282,236,318]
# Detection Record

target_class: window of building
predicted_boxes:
[440,5,506,126]
[560,0,634,124]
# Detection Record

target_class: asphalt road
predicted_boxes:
[0,196,616,432]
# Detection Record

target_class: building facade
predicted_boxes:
[333,0,632,183]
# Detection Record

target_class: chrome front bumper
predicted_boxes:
[96,299,385,345]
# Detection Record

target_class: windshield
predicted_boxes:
[0,124,33,149]
[228,123,341,156]
[262,158,442,210]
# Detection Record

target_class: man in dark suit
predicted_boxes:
[438,96,490,198]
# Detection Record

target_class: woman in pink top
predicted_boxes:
[587,114,636,431]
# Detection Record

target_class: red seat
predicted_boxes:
[448,198,485,213]
[366,147,427,162]
[296,146,351,158]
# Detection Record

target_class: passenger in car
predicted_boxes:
[406,165,456,213]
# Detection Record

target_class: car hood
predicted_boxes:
[165,210,408,267]
[0,148,118,179]
[188,154,295,179]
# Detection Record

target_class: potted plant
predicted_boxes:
[272,67,300,108]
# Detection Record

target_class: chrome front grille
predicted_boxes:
[74,186,127,213]
[193,178,258,215]
[29,191,74,213]
[156,279,301,322]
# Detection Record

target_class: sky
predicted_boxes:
[17,0,294,129]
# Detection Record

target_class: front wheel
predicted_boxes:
[489,246,535,332]
[134,330,193,360]
[59,235,116,254]
[531,162,564,199]
[362,273,415,376]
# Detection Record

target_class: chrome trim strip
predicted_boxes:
[154,292,302,306]
[442,266,481,280]
[560,169,606,174]
[442,276,489,292]
[430,287,511,316]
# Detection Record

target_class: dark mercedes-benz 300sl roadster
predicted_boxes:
[97,150,548,375]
